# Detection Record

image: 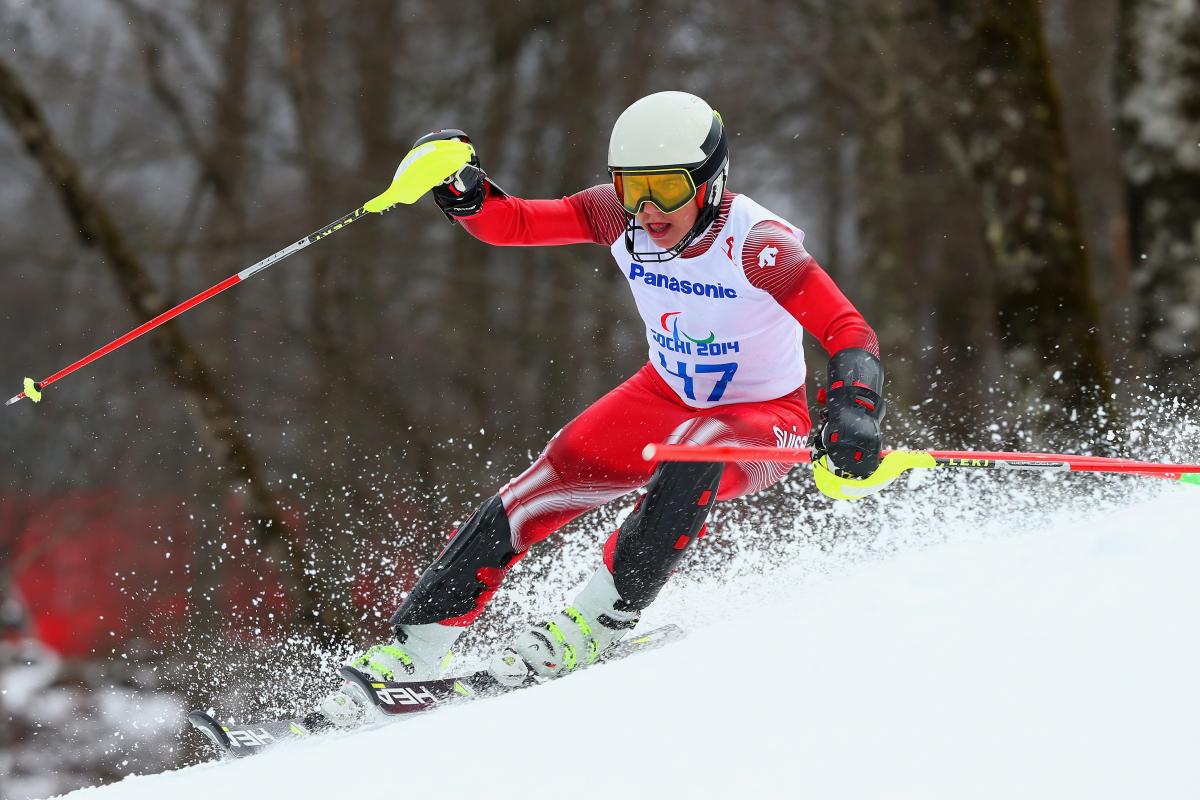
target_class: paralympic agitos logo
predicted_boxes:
[652,311,741,357]
[660,311,713,344]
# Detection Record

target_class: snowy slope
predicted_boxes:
[56,484,1200,800]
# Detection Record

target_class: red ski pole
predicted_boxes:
[6,139,474,407]
[642,443,1200,485]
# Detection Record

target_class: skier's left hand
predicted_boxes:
[813,348,885,479]
[412,129,488,218]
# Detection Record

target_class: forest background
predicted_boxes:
[1,1,1197,797]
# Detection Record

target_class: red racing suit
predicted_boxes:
[445,183,877,613]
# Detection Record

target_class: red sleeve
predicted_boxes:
[458,183,628,247]
[741,220,880,357]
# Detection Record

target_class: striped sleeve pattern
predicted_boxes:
[568,184,630,246]
[680,191,737,258]
[457,183,628,247]
[741,220,880,357]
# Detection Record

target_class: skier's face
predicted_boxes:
[636,199,700,250]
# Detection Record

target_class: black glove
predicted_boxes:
[412,129,489,219]
[812,348,886,479]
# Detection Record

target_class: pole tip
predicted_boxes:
[642,444,657,461]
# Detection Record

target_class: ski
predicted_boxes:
[186,710,326,753]
[188,624,683,758]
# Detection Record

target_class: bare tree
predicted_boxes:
[931,0,1115,431]
[0,54,345,637]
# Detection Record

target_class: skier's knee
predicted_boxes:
[665,416,734,447]
[610,460,723,610]
[391,495,521,627]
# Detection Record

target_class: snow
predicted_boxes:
[2,642,184,800]
[51,484,1200,800]
[1,641,60,708]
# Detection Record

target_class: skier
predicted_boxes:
[320,91,885,725]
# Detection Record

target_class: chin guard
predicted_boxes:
[812,450,935,500]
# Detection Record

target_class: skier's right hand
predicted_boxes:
[813,348,886,479]
[413,129,488,218]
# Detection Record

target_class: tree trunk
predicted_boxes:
[934,0,1115,430]
[0,55,345,638]
[536,7,607,435]
[853,7,921,403]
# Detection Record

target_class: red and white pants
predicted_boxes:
[499,363,812,551]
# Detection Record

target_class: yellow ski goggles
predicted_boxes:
[611,168,698,214]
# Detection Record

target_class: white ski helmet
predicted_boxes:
[608,91,729,262]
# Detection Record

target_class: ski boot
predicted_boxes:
[318,622,460,728]
[489,566,640,687]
